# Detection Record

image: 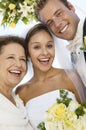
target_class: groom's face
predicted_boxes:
[39,0,79,40]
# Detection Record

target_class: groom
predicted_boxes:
[34,0,86,87]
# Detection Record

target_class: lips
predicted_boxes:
[9,70,21,76]
[38,58,50,65]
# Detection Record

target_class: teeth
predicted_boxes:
[10,70,21,74]
[60,25,68,33]
[40,58,49,61]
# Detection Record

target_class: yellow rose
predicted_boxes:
[9,3,15,10]
[10,22,16,28]
[48,103,66,119]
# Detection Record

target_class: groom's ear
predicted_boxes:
[67,1,75,12]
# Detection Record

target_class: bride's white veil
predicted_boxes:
[65,70,86,102]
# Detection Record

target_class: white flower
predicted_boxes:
[68,100,80,112]
[8,11,16,18]
[18,2,29,18]
[45,121,64,130]
[80,116,86,129]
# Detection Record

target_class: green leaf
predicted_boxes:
[75,106,85,118]
[56,89,72,107]
[37,122,46,130]
[22,17,28,24]
[0,2,5,9]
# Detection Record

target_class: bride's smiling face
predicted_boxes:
[28,30,55,71]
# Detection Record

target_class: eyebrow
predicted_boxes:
[29,42,41,46]
[30,40,54,45]
[30,42,40,44]
[7,54,26,58]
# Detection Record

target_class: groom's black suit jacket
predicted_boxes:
[83,18,86,98]
[83,18,86,61]
[83,18,86,40]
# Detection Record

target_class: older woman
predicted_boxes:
[0,36,34,130]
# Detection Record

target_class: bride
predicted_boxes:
[16,23,86,130]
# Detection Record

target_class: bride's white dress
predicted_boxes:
[26,90,76,130]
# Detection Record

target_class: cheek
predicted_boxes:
[29,49,40,59]
[52,52,55,59]
[29,54,37,64]
[4,61,12,68]
[50,48,55,57]
[51,26,58,35]
[23,63,27,71]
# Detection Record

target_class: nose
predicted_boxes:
[53,16,62,27]
[14,59,22,67]
[41,48,48,55]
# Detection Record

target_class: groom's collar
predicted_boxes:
[66,18,85,52]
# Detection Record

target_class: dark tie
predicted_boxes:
[83,18,86,62]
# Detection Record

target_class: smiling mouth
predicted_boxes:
[9,70,21,76]
[60,24,68,33]
[39,58,50,65]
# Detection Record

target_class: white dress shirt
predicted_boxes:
[66,18,86,87]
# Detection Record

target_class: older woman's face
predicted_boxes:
[0,43,27,87]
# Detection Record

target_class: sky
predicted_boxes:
[70,0,85,10]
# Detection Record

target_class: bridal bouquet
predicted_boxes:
[0,0,37,27]
[37,89,86,130]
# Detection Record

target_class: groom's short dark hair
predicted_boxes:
[35,0,69,21]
